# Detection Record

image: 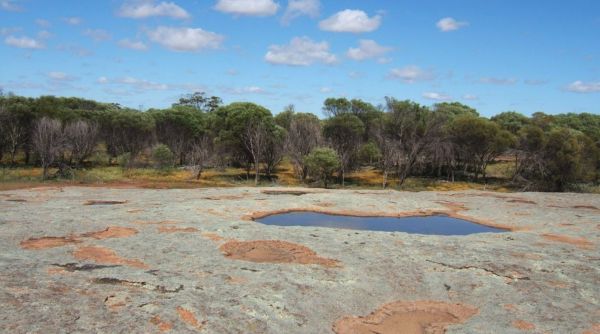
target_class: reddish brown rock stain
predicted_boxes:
[176,306,204,330]
[202,232,226,242]
[219,240,340,267]
[158,226,199,233]
[582,324,600,334]
[150,316,173,332]
[81,226,139,239]
[542,234,594,250]
[73,246,148,269]
[513,320,536,330]
[20,236,81,250]
[333,300,478,334]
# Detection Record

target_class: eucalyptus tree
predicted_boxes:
[32,117,64,179]
[285,112,322,180]
[384,98,445,186]
[323,113,365,186]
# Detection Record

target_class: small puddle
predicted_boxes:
[255,212,507,235]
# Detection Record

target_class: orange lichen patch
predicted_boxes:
[176,306,205,330]
[219,240,340,267]
[20,236,81,250]
[541,234,594,250]
[158,226,199,233]
[435,201,468,212]
[150,316,173,332]
[513,320,536,330]
[314,202,335,208]
[503,304,518,312]
[47,267,69,275]
[582,324,600,334]
[84,200,127,205]
[226,275,248,284]
[73,246,148,269]
[104,294,128,310]
[81,226,139,239]
[546,280,570,289]
[333,300,478,334]
[202,232,226,242]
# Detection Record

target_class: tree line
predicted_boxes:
[0,91,598,191]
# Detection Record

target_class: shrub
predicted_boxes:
[117,152,132,169]
[152,144,174,169]
[304,147,341,188]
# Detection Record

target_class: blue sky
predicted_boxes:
[1,0,599,117]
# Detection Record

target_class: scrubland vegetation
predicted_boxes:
[1,91,598,192]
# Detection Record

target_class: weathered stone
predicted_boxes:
[0,186,598,333]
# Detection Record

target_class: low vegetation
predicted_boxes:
[1,91,598,192]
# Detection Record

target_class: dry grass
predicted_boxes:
[0,159,541,193]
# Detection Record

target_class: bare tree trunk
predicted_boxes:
[382,170,388,189]
[254,162,259,185]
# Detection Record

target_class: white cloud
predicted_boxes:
[346,39,391,61]
[63,17,82,25]
[1,0,21,11]
[462,94,478,100]
[35,19,51,28]
[388,65,435,83]
[83,29,111,41]
[565,81,600,93]
[319,9,381,33]
[282,0,319,24]
[147,26,224,51]
[479,77,517,85]
[97,76,109,84]
[348,71,363,79]
[118,0,190,19]
[265,36,337,66]
[524,79,548,85]
[4,35,44,49]
[57,44,93,57]
[423,92,451,101]
[0,27,21,36]
[215,0,279,16]
[436,17,468,32]
[118,38,148,51]
[37,30,52,39]
[319,86,332,93]
[48,71,76,81]
[225,86,268,94]
[117,76,169,90]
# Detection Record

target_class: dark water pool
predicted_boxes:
[255,212,507,235]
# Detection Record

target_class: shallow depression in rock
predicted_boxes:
[255,212,508,235]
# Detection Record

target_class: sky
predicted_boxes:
[1,0,599,117]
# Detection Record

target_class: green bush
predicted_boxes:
[117,152,132,169]
[152,144,174,169]
[304,147,340,188]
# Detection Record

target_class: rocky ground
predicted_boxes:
[0,186,599,333]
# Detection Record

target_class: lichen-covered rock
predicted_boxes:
[1,186,598,333]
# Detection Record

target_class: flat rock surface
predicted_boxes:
[1,186,599,333]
